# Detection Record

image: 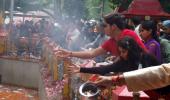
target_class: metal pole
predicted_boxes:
[8,0,14,54]
[54,0,58,20]
[10,0,14,22]
[54,0,61,21]
[2,0,5,17]
[101,0,104,17]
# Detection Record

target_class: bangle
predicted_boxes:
[112,74,120,85]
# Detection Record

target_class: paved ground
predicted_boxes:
[0,84,39,100]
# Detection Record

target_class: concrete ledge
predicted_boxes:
[0,58,40,89]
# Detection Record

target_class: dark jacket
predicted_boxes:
[80,53,160,75]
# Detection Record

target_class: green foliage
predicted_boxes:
[85,0,101,19]
[104,1,114,15]
[38,0,53,8]
[62,0,86,20]
[85,0,112,20]
[108,0,132,10]
[108,0,120,9]
[3,0,42,13]
[159,0,170,13]
[2,0,170,20]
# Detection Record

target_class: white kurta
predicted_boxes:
[124,63,170,92]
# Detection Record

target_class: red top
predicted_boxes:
[101,29,147,56]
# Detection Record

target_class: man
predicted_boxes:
[55,13,146,59]
[160,20,170,63]
[93,63,170,92]
[161,20,170,40]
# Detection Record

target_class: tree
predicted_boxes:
[159,0,170,13]
[85,0,113,19]
[62,0,86,20]
[108,0,132,11]
[3,0,42,13]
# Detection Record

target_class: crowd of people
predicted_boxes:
[3,12,170,99]
[54,13,170,99]
[4,18,52,57]
[4,17,109,61]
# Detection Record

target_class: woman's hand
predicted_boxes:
[92,76,113,87]
[54,49,72,58]
[67,64,80,74]
[93,75,125,87]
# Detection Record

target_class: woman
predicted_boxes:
[139,20,162,63]
[68,36,159,75]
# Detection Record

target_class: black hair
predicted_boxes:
[103,13,126,30]
[117,36,143,65]
[131,16,141,26]
[141,20,160,43]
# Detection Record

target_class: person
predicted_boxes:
[132,16,141,38]
[84,21,109,62]
[139,20,161,63]
[160,20,170,63]
[55,13,147,60]
[66,22,81,51]
[67,36,159,75]
[161,20,170,40]
[30,34,42,57]
[16,37,29,56]
[84,20,108,49]
[126,16,141,38]
[92,63,170,92]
